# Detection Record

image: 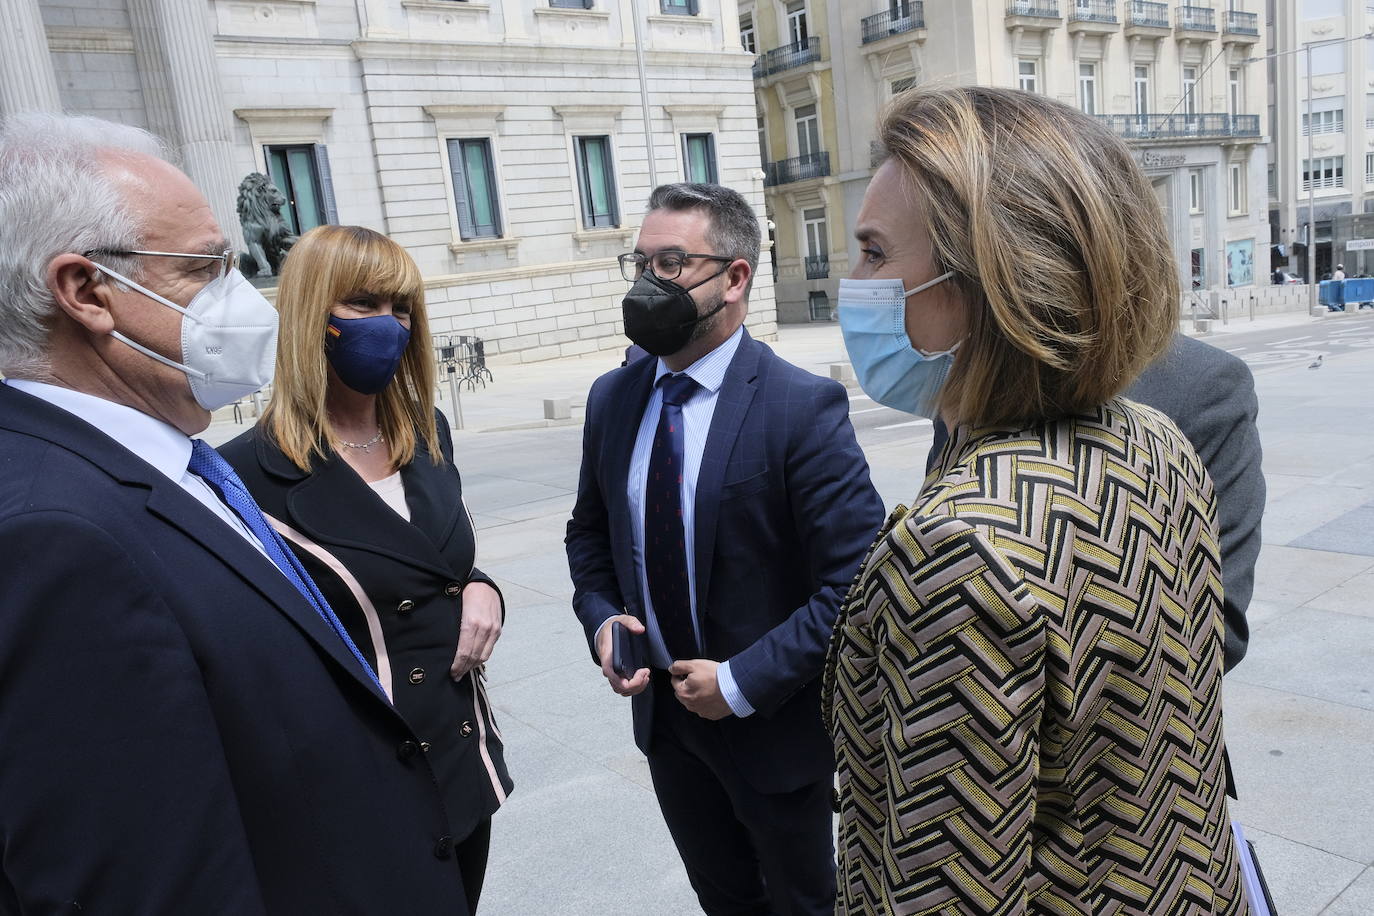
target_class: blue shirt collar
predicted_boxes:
[653,324,744,395]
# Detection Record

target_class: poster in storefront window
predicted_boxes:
[1226,239,1254,287]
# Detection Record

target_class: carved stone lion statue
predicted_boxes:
[236,172,297,278]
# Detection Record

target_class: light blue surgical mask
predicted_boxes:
[837,271,958,420]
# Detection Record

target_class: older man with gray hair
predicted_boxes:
[0,113,471,913]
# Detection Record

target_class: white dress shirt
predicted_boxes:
[5,379,266,554]
[622,325,756,718]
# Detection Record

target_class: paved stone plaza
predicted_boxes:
[206,310,1374,914]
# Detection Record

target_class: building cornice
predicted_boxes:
[348,37,747,70]
[46,26,135,54]
[422,256,619,289]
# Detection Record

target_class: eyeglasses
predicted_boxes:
[618,251,733,283]
[84,248,239,281]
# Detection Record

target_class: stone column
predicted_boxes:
[499,0,529,42]
[127,0,245,249]
[0,0,62,117]
[356,0,401,38]
[718,0,742,53]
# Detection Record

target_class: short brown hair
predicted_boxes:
[878,85,1178,428]
[262,225,440,471]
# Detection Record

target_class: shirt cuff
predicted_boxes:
[717,661,755,718]
[593,617,614,657]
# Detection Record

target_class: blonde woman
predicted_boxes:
[220,225,511,913]
[824,87,1247,914]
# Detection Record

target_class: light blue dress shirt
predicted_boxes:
[625,326,755,718]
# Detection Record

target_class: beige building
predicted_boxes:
[743,0,1272,321]
[1268,0,1374,280]
[2,0,775,364]
[738,0,846,322]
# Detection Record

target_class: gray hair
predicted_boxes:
[646,183,761,277]
[0,112,168,376]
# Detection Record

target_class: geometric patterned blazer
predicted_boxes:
[823,399,1247,915]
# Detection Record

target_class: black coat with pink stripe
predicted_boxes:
[220,412,512,843]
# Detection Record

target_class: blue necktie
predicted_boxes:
[188,440,381,691]
[645,373,700,662]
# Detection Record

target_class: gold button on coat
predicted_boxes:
[409,667,425,685]
[444,582,462,597]
[397,599,415,614]
[459,721,473,738]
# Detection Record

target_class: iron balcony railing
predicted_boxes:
[1070,0,1118,23]
[1176,4,1216,30]
[1095,112,1259,139]
[1006,0,1061,17]
[764,151,831,186]
[804,255,830,279]
[1302,175,1343,191]
[861,3,925,43]
[1126,0,1169,27]
[752,37,821,78]
[1222,9,1258,34]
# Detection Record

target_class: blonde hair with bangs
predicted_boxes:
[262,224,441,471]
[879,85,1178,428]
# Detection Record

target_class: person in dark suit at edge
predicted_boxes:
[565,182,885,915]
[927,332,1264,671]
[0,114,471,912]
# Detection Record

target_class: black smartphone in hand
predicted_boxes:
[611,620,647,680]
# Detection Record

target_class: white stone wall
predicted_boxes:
[1184,283,1320,320]
[36,0,775,362]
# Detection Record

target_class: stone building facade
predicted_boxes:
[1268,0,1374,280]
[739,0,1272,321]
[3,0,775,363]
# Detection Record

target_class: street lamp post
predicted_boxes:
[1305,42,1315,315]
[630,0,658,189]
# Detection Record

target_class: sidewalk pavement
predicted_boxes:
[203,307,1374,914]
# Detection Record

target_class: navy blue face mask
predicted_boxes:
[325,314,411,395]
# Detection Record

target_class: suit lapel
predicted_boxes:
[400,437,464,564]
[285,449,456,580]
[141,482,392,708]
[607,359,657,617]
[0,386,393,709]
[692,334,762,625]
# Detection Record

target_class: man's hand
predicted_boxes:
[451,581,503,679]
[597,614,650,697]
[669,659,732,720]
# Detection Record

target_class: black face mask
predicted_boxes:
[621,266,730,357]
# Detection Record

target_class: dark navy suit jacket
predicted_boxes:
[0,384,469,914]
[565,329,885,794]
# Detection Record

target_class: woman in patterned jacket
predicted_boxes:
[825,86,1247,914]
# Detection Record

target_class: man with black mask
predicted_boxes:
[566,183,884,916]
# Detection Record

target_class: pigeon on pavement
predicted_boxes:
[1309,355,1324,369]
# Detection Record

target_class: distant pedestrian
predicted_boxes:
[1332,264,1346,281]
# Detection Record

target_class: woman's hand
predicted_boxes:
[451,581,503,679]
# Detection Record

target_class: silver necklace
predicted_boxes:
[339,428,384,452]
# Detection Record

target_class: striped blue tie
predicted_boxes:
[188,440,381,691]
